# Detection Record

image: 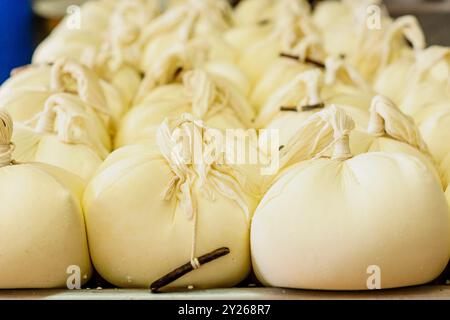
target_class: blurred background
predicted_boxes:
[0,0,449,83]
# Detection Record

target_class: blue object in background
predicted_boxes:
[0,0,33,83]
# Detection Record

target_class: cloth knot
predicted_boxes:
[190,258,201,270]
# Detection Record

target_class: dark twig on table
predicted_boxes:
[150,247,231,293]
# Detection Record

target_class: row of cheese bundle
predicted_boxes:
[0,59,118,181]
[0,98,448,290]
[82,0,257,289]
[0,0,239,180]
[229,0,450,194]
[88,0,450,290]
[83,95,450,290]
[0,0,449,291]
[0,0,252,289]
[0,0,159,287]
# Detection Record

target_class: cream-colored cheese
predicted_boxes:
[84,114,255,289]
[251,106,450,290]
[0,59,125,136]
[0,111,92,289]
[116,70,254,148]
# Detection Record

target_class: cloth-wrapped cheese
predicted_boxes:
[158,0,233,35]
[415,104,450,164]
[312,0,355,30]
[140,31,236,74]
[233,0,310,27]
[135,38,249,105]
[251,106,450,290]
[87,60,141,109]
[399,46,450,117]
[255,66,372,146]
[80,9,143,107]
[224,23,273,57]
[394,47,450,163]
[233,0,276,26]
[313,0,390,59]
[312,0,367,56]
[33,0,159,107]
[251,56,373,115]
[83,113,255,289]
[0,111,92,288]
[81,0,160,106]
[375,47,450,136]
[32,0,115,63]
[249,35,326,111]
[313,1,424,84]
[374,56,416,104]
[238,9,318,85]
[0,59,125,135]
[314,1,423,83]
[19,91,110,152]
[11,94,108,181]
[33,0,159,64]
[116,70,254,148]
[374,47,446,106]
[138,0,235,72]
[226,0,310,55]
[352,15,424,83]
[350,95,442,186]
[32,0,135,67]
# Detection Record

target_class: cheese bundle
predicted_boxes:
[0,111,92,288]
[255,64,372,159]
[251,106,450,290]
[0,59,119,182]
[376,46,449,113]
[116,69,254,148]
[0,58,124,136]
[255,62,372,129]
[33,0,116,63]
[83,114,255,288]
[33,0,160,106]
[133,37,250,106]
[11,94,108,181]
[248,36,325,111]
[312,0,386,57]
[312,1,425,83]
[237,7,318,85]
[374,45,450,186]
[226,0,311,56]
[233,0,310,27]
[401,47,450,163]
[350,95,442,186]
[350,15,424,83]
[139,0,236,75]
[259,95,442,192]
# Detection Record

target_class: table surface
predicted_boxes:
[1,286,450,300]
